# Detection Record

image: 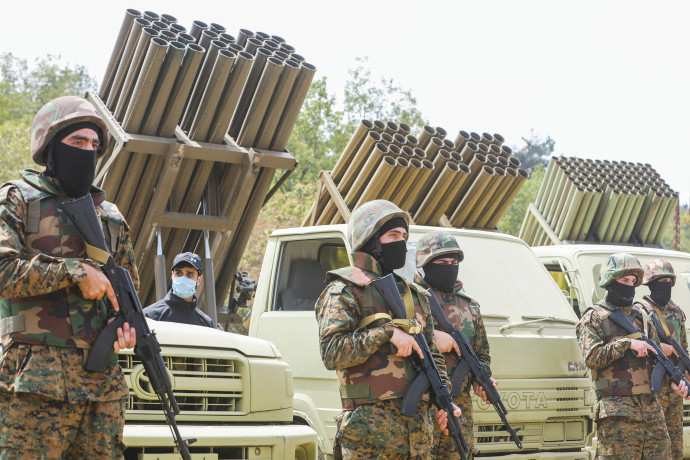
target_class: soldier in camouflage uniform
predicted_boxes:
[414,230,494,459]
[0,96,138,459]
[636,259,688,460]
[576,253,687,459]
[315,200,460,459]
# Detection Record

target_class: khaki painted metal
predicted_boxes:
[355,156,399,208]
[487,168,529,229]
[398,159,434,212]
[414,162,460,225]
[463,167,506,228]
[416,126,436,149]
[475,167,517,229]
[449,165,494,227]
[100,9,143,100]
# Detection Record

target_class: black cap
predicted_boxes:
[171,252,203,273]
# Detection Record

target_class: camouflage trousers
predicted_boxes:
[0,391,126,460]
[431,392,473,459]
[596,415,670,459]
[334,398,434,459]
[657,387,683,460]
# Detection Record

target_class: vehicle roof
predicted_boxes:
[270,224,525,245]
[532,244,690,260]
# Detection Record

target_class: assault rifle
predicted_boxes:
[427,292,522,449]
[60,195,195,460]
[608,309,690,392]
[636,305,690,377]
[371,274,469,460]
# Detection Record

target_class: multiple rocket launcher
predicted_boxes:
[304,122,529,230]
[95,9,314,306]
[519,156,679,246]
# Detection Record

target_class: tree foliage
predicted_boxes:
[497,163,544,237]
[283,57,428,190]
[512,129,555,171]
[0,53,96,123]
[0,53,97,183]
[342,57,427,132]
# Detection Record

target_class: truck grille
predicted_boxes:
[119,354,243,413]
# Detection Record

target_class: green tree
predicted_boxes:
[497,163,544,237]
[0,53,96,122]
[285,77,347,187]
[0,53,97,183]
[513,129,555,171]
[283,57,428,190]
[343,57,427,132]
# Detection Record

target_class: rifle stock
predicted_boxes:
[60,195,195,460]
[427,290,523,449]
[371,274,469,460]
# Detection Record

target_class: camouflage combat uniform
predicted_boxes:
[414,231,491,459]
[316,200,449,459]
[576,254,671,459]
[637,259,687,460]
[0,97,139,460]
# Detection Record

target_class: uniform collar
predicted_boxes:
[21,169,106,205]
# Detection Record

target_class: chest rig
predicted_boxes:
[0,173,123,349]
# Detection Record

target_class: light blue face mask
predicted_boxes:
[172,276,197,299]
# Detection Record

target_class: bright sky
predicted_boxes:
[3,0,690,204]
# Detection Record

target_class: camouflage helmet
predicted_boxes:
[348,200,410,251]
[416,230,464,267]
[30,96,108,165]
[643,259,676,286]
[598,253,644,288]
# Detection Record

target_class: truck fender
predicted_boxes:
[292,392,333,456]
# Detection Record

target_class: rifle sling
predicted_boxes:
[359,283,421,334]
[85,242,110,265]
[653,307,673,339]
[608,309,649,340]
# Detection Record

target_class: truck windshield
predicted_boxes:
[404,230,577,322]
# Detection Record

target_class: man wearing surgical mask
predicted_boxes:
[144,252,217,328]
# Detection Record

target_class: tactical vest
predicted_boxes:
[415,274,479,376]
[328,264,431,410]
[637,297,685,367]
[590,303,653,397]
[0,173,124,349]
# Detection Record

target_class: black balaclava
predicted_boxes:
[44,122,101,198]
[648,279,673,306]
[360,217,408,274]
[423,253,460,293]
[606,280,636,307]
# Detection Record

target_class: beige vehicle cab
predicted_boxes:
[533,243,690,457]
[249,224,596,459]
[119,319,318,460]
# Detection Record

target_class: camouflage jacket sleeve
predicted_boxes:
[112,217,140,292]
[473,311,492,376]
[316,280,393,370]
[423,305,450,388]
[682,320,688,355]
[0,186,88,298]
[577,309,630,370]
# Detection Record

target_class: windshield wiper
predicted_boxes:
[499,315,577,333]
